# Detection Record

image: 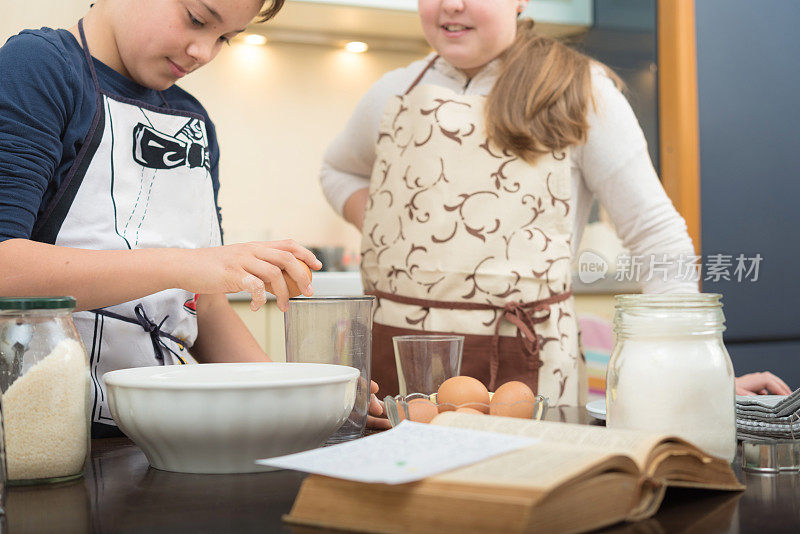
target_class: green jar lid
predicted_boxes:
[0,297,77,310]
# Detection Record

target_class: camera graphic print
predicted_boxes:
[133,118,210,171]
[108,105,218,250]
[51,97,221,255]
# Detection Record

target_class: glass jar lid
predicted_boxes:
[0,297,76,310]
[613,293,726,337]
[614,293,722,309]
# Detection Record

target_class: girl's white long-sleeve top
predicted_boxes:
[319,54,698,293]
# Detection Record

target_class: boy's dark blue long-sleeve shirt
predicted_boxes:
[0,27,221,242]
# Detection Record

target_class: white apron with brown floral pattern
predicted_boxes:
[361,58,585,406]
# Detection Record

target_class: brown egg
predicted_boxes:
[455,407,484,415]
[489,381,537,419]
[407,399,439,424]
[437,376,490,413]
[267,262,312,298]
[395,400,407,424]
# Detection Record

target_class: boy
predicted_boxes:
[0,0,387,436]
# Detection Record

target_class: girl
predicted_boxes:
[323,0,793,404]
[0,0,386,437]
[321,0,701,405]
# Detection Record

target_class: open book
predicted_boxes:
[285,412,743,534]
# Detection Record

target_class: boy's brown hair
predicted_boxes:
[256,0,285,22]
[486,19,622,163]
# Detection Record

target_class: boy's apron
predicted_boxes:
[361,57,585,405]
[30,21,221,433]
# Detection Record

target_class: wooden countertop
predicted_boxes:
[4,408,799,533]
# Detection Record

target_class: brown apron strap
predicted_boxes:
[367,289,573,390]
[404,55,440,95]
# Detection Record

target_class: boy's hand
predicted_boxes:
[182,240,321,312]
[367,380,392,430]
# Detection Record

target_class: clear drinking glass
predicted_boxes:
[606,293,736,461]
[0,297,91,486]
[284,297,375,443]
[393,335,464,396]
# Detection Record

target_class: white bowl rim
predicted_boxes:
[102,362,360,390]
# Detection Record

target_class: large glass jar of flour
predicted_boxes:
[0,297,91,484]
[606,294,736,462]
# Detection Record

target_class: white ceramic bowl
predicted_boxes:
[103,362,358,474]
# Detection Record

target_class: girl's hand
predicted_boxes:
[735,372,792,396]
[181,240,322,312]
[343,188,369,231]
[367,380,392,430]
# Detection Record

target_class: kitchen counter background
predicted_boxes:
[228,271,624,361]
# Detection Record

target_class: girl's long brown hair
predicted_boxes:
[486,19,620,163]
[256,0,285,22]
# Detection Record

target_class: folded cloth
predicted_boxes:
[736,417,800,440]
[736,389,800,420]
[736,389,800,441]
[737,432,796,443]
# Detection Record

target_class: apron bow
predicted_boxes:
[91,304,185,365]
[491,299,557,391]
[368,289,572,391]
[133,304,171,363]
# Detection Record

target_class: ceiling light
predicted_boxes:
[243,33,268,46]
[345,41,368,54]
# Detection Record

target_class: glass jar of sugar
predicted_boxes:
[0,297,91,484]
[606,294,736,462]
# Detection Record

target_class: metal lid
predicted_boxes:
[0,297,77,310]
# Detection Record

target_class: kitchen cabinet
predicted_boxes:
[229,301,285,360]
[261,0,593,47]
[294,0,593,26]
[266,0,425,45]
[694,0,800,386]
[648,0,800,387]
[521,0,593,27]
[294,0,417,10]
[232,296,617,359]
[229,273,618,365]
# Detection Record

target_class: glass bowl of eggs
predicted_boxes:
[383,376,548,426]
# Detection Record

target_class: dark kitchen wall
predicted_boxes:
[566,0,659,225]
[574,0,659,171]
[695,0,800,386]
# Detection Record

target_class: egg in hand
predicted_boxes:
[266,262,312,298]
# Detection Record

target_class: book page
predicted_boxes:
[256,421,537,484]
[428,441,632,493]
[433,412,665,469]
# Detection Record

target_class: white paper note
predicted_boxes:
[256,421,539,484]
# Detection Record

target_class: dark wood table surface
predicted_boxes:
[3,407,799,533]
